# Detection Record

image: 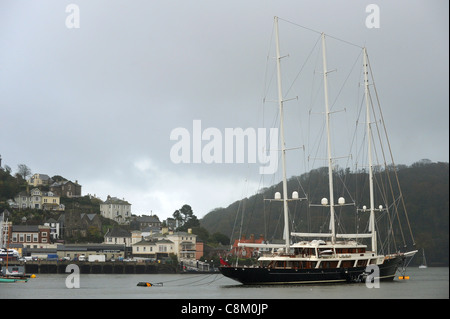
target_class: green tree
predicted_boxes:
[173,204,200,231]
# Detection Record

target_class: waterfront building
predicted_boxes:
[104,227,132,247]
[11,225,51,248]
[132,238,175,259]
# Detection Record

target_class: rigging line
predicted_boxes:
[285,34,322,96]
[365,68,407,249]
[243,186,262,237]
[367,54,415,248]
[262,22,276,99]
[277,17,363,49]
[230,194,244,248]
[330,49,363,111]
[366,75,404,252]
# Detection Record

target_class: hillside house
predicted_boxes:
[59,211,102,239]
[27,173,53,187]
[50,180,82,198]
[100,196,131,224]
[13,188,64,211]
[134,215,161,230]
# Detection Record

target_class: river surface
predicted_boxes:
[1,267,448,300]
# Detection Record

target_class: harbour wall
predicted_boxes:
[2,261,178,275]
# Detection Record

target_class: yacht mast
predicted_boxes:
[274,16,290,252]
[363,47,377,253]
[321,33,336,244]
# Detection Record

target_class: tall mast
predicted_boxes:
[321,33,336,244]
[274,16,290,252]
[363,47,377,253]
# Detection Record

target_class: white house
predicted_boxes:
[44,218,61,240]
[104,227,132,247]
[100,195,131,224]
[143,229,197,260]
[132,238,175,259]
[166,231,197,260]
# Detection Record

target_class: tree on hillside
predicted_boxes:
[173,204,200,231]
[17,164,31,180]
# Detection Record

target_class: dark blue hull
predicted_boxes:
[219,256,403,285]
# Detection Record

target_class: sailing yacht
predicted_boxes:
[219,17,417,285]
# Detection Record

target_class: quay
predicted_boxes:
[1,261,178,275]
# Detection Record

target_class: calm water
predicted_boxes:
[1,267,448,299]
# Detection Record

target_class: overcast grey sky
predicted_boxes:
[1,0,448,220]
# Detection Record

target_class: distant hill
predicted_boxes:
[200,161,449,266]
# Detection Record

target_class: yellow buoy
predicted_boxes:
[398,276,410,280]
[30,274,36,278]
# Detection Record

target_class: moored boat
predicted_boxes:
[219,16,417,285]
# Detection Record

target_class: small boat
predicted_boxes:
[0,248,19,261]
[0,265,29,283]
[0,276,28,283]
[2,265,26,277]
[137,281,163,287]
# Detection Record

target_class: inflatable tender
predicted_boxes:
[137,281,163,287]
